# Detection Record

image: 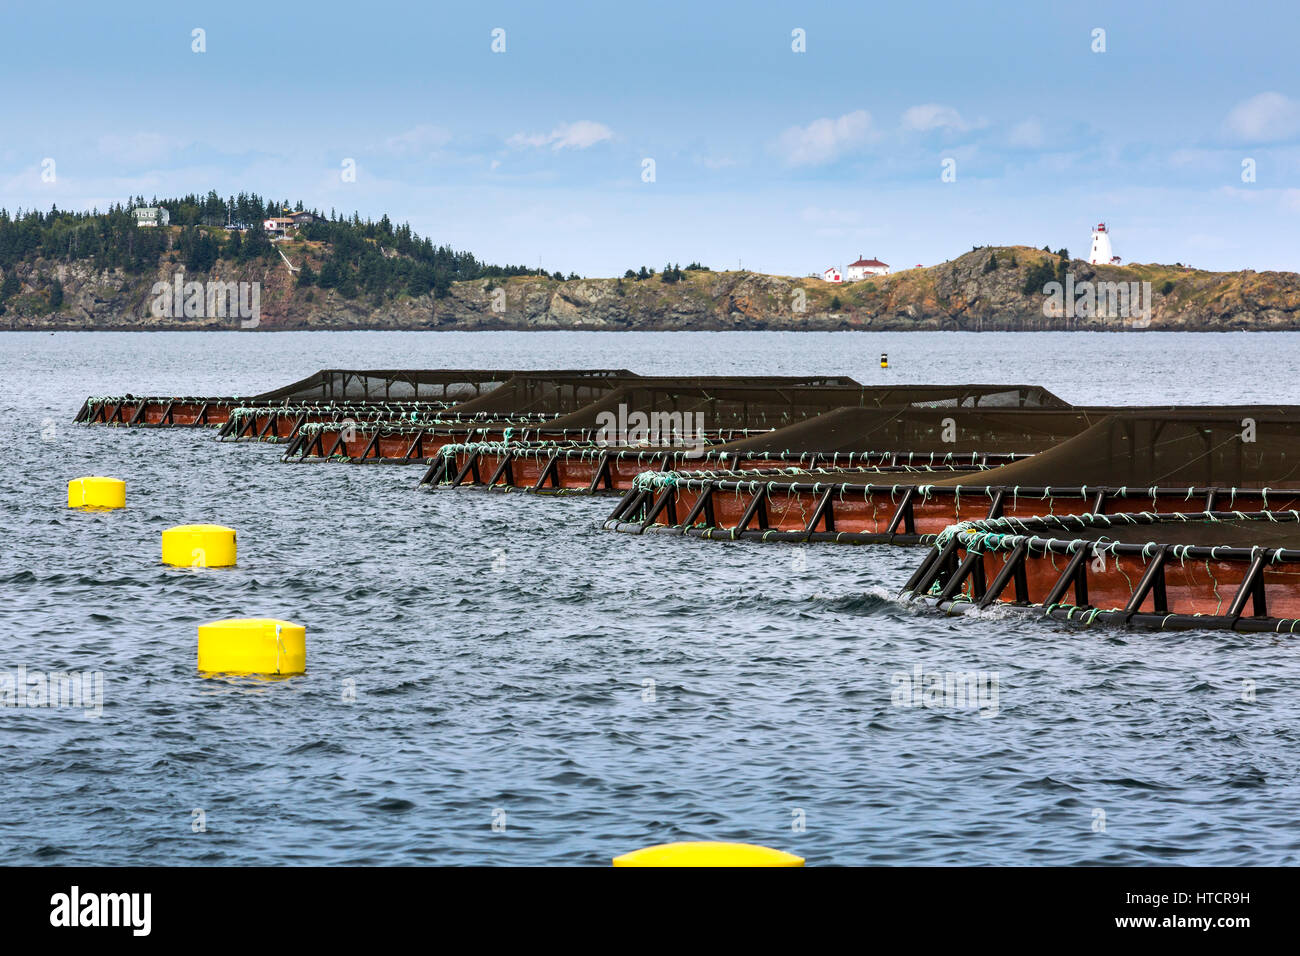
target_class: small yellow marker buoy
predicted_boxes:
[880,352,889,369]
[198,618,306,675]
[162,524,237,568]
[613,841,804,867]
[67,476,125,509]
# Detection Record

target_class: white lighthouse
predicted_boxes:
[1089,222,1121,265]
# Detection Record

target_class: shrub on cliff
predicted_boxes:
[1022,259,1056,294]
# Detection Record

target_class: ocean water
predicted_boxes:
[2,329,1299,866]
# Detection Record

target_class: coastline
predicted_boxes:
[5,244,1299,333]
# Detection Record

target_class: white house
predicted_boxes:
[845,256,889,280]
[821,266,842,283]
[133,206,170,228]
[263,217,297,239]
[1089,223,1121,265]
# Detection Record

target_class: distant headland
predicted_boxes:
[2,194,1297,331]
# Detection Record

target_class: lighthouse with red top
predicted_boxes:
[1089,223,1122,265]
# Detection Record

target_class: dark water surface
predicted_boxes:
[2,330,1298,865]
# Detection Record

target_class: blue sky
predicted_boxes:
[4,0,1300,275]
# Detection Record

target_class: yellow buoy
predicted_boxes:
[162,524,237,567]
[67,476,125,509]
[613,841,804,867]
[197,618,306,675]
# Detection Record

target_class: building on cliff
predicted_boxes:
[821,266,843,283]
[846,256,889,280]
[263,217,297,239]
[133,206,170,228]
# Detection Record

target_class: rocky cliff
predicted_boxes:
[4,243,1300,332]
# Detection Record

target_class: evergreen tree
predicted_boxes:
[1022,258,1057,295]
[185,230,220,272]
[317,256,342,290]
[338,268,358,299]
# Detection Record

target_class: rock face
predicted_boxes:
[4,245,1300,331]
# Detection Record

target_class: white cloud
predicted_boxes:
[1223,184,1300,213]
[774,110,872,166]
[380,125,452,156]
[1007,118,1045,149]
[508,120,614,151]
[901,104,968,133]
[798,205,886,240]
[800,206,862,226]
[96,132,180,165]
[696,154,737,169]
[1224,92,1300,142]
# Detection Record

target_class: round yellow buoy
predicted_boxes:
[67,476,125,510]
[613,841,804,867]
[197,618,306,675]
[162,524,237,568]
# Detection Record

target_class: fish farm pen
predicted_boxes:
[76,368,1300,632]
[420,444,1023,494]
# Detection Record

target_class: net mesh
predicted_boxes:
[540,383,1067,432]
[252,368,635,402]
[434,374,862,417]
[711,406,1104,455]
[936,409,1300,490]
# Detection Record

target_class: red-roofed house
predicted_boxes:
[846,256,889,281]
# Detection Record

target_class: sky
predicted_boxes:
[4,0,1300,276]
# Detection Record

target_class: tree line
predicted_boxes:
[0,191,557,303]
